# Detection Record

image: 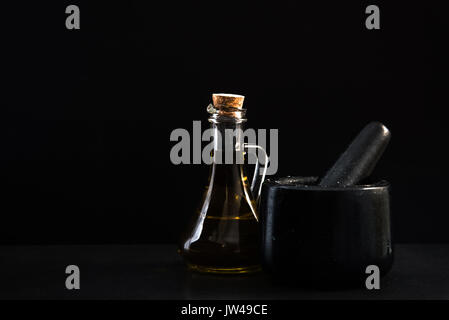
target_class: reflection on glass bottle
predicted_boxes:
[179,94,266,274]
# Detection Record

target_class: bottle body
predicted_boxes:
[179,120,261,274]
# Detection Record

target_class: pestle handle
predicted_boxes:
[319,122,391,188]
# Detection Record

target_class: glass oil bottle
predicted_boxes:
[179,93,267,274]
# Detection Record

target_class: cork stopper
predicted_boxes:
[212,93,245,109]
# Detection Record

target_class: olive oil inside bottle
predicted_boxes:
[179,162,261,274]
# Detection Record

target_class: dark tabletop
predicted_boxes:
[0,244,448,300]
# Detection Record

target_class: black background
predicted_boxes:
[1,1,448,244]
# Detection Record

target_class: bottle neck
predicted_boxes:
[207,120,255,209]
[209,118,246,164]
